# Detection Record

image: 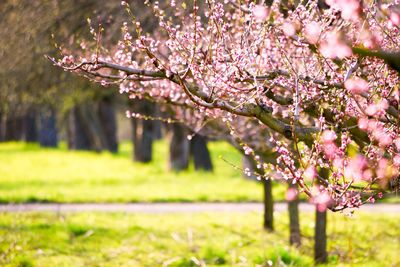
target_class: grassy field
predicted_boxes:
[0,211,398,267]
[1,142,399,266]
[0,141,288,203]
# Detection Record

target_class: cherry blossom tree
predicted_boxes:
[55,0,400,210]
[52,0,400,262]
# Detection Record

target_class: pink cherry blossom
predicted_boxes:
[367,196,375,203]
[393,155,400,167]
[252,5,269,21]
[304,22,321,44]
[322,130,337,143]
[325,0,361,21]
[390,12,400,26]
[303,166,316,181]
[344,77,369,95]
[313,190,332,212]
[357,117,368,130]
[344,155,367,182]
[286,188,298,201]
[320,32,352,59]
[282,22,296,37]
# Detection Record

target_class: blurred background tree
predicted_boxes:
[0,0,214,169]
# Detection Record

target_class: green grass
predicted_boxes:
[0,211,398,266]
[0,141,286,203]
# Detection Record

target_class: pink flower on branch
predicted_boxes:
[325,0,362,21]
[344,77,369,95]
[252,5,269,21]
[286,187,298,201]
[304,22,321,44]
[320,32,352,59]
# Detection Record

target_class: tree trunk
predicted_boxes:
[0,112,5,141]
[68,103,112,152]
[38,108,58,147]
[79,103,108,152]
[288,183,301,246]
[314,168,329,264]
[98,98,118,153]
[190,134,213,171]
[169,123,190,171]
[22,109,38,142]
[130,100,155,162]
[4,116,24,141]
[152,106,163,140]
[67,106,92,150]
[132,118,153,162]
[263,179,274,231]
[153,120,163,140]
[315,206,328,263]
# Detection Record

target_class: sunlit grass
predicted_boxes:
[0,211,398,266]
[0,141,286,203]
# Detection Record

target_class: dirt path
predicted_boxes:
[0,202,399,213]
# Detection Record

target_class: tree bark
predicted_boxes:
[288,183,301,246]
[4,116,24,141]
[152,106,163,140]
[98,98,118,153]
[38,108,58,147]
[152,120,163,140]
[131,100,154,162]
[263,179,274,231]
[68,103,114,152]
[315,205,328,263]
[22,108,38,142]
[190,134,213,171]
[169,123,190,171]
[67,106,92,150]
[0,112,5,141]
[314,168,329,264]
[79,103,108,152]
[132,117,153,162]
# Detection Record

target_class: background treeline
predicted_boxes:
[0,0,213,171]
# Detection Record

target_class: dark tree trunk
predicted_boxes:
[153,120,163,140]
[169,123,190,171]
[314,168,329,264]
[98,98,118,153]
[152,106,163,140]
[68,103,114,152]
[131,100,155,162]
[79,104,108,151]
[0,112,5,141]
[288,183,301,246]
[263,179,274,231]
[38,109,58,147]
[67,106,92,150]
[5,116,24,141]
[315,206,328,263]
[132,118,153,162]
[190,134,213,171]
[22,109,38,142]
